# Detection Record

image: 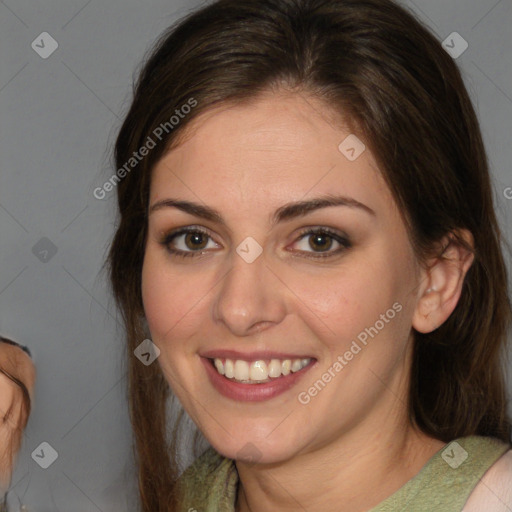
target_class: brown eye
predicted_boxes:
[161,227,219,258]
[308,232,333,252]
[184,232,208,250]
[291,228,352,259]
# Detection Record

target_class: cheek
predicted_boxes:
[290,250,413,359]
[141,249,211,348]
[141,255,168,335]
[292,265,392,332]
[141,250,183,342]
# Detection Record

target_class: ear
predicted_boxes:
[412,230,475,334]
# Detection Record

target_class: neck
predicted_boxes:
[235,404,445,512]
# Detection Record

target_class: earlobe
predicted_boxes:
[413,288,442,333]
[412,230,475,334]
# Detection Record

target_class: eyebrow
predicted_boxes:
[149,194,375,227]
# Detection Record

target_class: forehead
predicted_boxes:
[149,92,391,215]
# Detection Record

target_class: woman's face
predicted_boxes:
[142,91,425,464]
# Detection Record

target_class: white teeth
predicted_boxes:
[268,359,282,378]
[225,359,234,378]
[249,361,268,381]
[234,360,249,381]
[212,357,312,383]
[291,359,302,372]
[214,359,225,375]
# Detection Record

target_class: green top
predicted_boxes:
[177,436,511,511]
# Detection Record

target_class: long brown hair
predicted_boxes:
[106,0,512,509]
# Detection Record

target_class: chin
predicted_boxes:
[205,427,303,465]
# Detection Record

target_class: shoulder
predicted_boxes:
[463,449,512,511]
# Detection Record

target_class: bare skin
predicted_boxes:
[141,90,473,512]
[0,340,35,493]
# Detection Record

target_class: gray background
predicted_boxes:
[0,0,511,510]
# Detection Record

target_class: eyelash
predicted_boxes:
[159,226,352,260]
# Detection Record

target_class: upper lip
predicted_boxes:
[200,349,316,362]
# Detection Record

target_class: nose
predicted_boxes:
[212,248,287,336]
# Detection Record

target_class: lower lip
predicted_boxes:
[201,357,316,402]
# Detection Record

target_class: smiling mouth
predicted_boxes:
[209,357,314,384]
